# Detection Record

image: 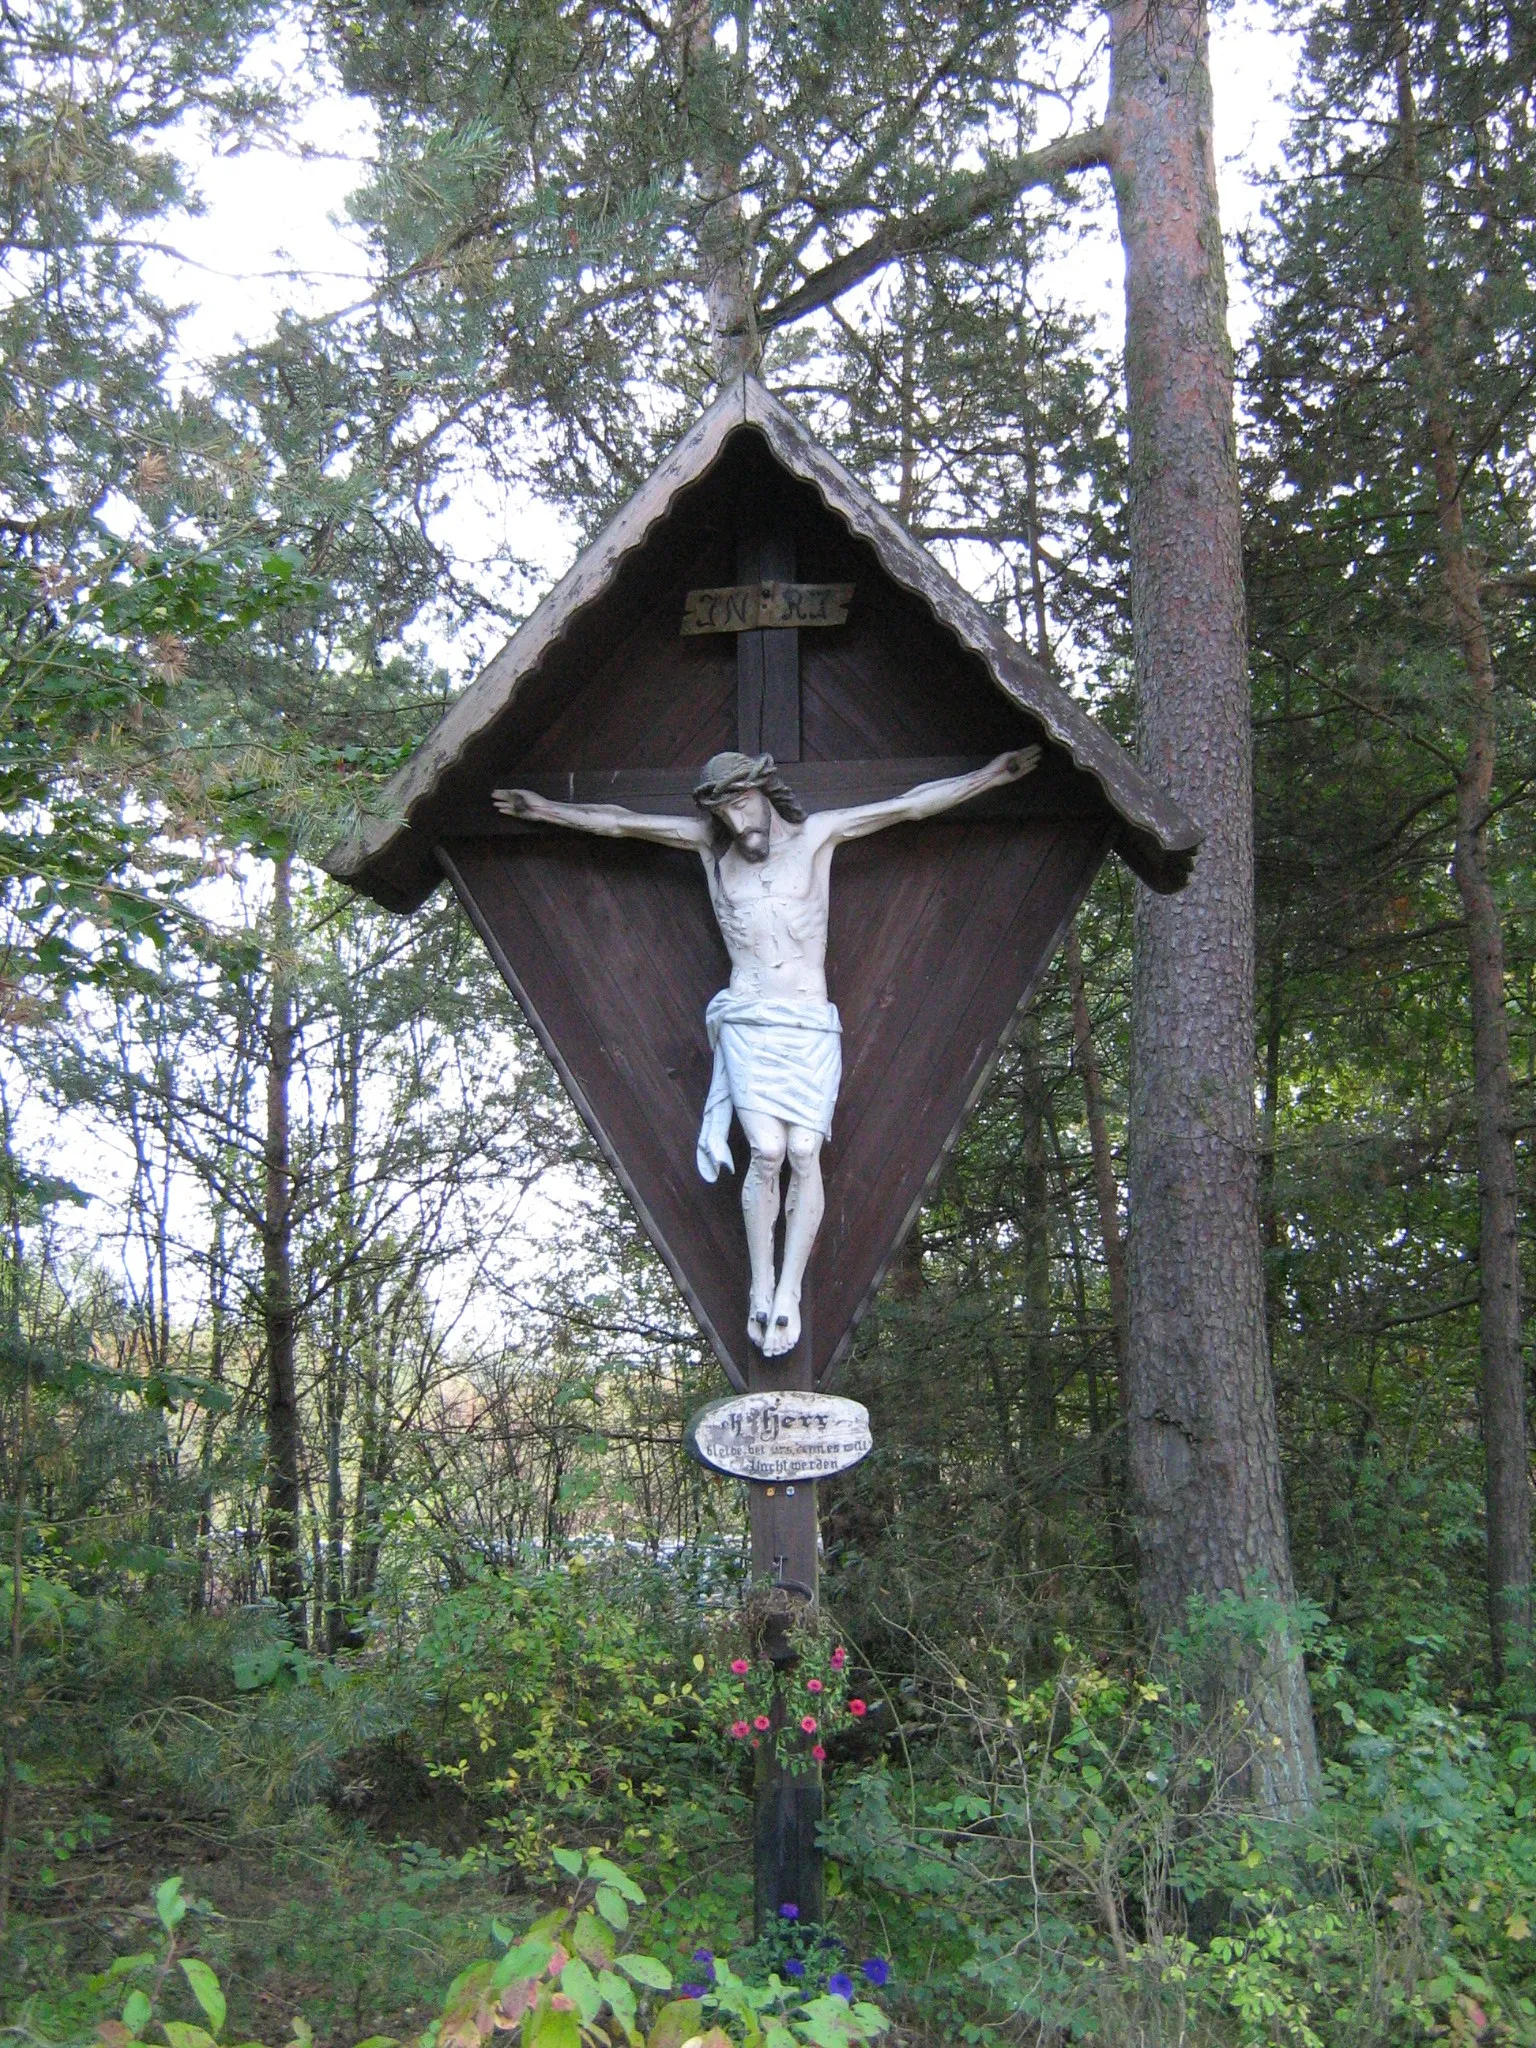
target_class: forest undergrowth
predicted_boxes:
[4,1539,1535,2048]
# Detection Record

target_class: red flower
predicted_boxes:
[806,1678,823,1694]
[811,1744,827,1761]
[730,1719,750,1739]
[730,1657,751,1676]
[831,1647,847,1670]
[754,1714,771,1732]
[800,1714,818,1734]
[848,1698,868,1717]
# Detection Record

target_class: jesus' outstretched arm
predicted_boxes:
[810,746,1041,847]
[493,786,711,853]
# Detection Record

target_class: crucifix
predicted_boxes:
[492,519,1034,1926]
[325,374,1200,1937]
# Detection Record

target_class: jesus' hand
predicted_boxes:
[994,746,1042,784]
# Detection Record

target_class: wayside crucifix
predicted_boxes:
[495,746,1039,1356]
[326,375,1199,1933]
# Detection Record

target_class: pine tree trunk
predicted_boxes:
[263,852,305,1639]
[1106,0,1319,1809]
[678,0,757,380]
[1390,15,1531,1679]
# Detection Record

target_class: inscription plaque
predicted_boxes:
[685,1391,873,1482]
[680,581,855,635]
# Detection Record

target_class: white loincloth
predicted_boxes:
[696,992,843,1182]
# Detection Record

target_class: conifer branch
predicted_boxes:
[756,125,1113,332]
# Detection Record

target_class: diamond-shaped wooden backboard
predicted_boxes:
[441,813,1104,1390]
[327,383,1198,1394]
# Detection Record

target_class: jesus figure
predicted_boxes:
[494,746,1039,1356]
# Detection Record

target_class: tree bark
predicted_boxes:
[1106,0,1319,1809]
[1390,14,1531,1679]
[263,851,305,1640]
[678,0,758,380]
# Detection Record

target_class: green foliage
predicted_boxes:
[6,1852,891,2048]
[814,1634,1536,2044]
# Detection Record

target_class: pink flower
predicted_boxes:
[753,1714,771,1732]
[811,1744,827,1761]
[751,1738,760,1749]
[848,1698,868,1717]
[831,1647,846,1670]
[730,1719,750,1739]
[800,1715,818,1734]
[730,1658,750,1676]
[806,1678,823,1694]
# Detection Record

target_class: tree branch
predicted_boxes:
[757,125,1113,332]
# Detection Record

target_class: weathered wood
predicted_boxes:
[682,582,854,634]
[325,376,1200,910]
[745,1321,822,1930]
[478,756,1103,831]
[736,527,800,761]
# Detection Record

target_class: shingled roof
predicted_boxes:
[326,374,1200,908]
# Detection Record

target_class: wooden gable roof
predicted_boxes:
[325,375,1200,908]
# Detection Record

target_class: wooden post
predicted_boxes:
[738,508,821,1931]
[747,1322,822,1931]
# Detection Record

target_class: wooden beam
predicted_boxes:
[483,758,1103,828]
[737,527,800,761]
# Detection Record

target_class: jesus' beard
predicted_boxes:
[734,826,771,863]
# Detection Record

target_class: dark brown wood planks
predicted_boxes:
[438,814,1107,1391]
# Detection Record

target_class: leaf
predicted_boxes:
[560,1960,602,2024]
[597,1971,637,2037]
[161,2025,217,2048]
[496,1980,538,2028]
[122,1992,152,2037]
[594,1885,630,1932]
[180,1960,226,2037]
[587,1858,645,1905]
[1507,1911,1532,1941]
[98,2024,134,2047]
[552,1847,584,1878]
[646,2003,705,2048]
[573,1913,616,1966]
[617,1955,673,1992]
[352,2038,400,2047]
[491,1938,553,1988]
[154,1877,187,1933]
[526,2008,581,2048]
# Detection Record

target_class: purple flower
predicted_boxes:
[860,1957,890,1988]
[779,1902,799,1921]
[827,1973,855,2000]
[783,1960,805,1980]
[691,1950,716,1980]
[679,1985,707,2000]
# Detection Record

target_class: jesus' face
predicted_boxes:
[714,787,774,863]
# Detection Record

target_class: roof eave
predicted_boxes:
[325,373,1201,907]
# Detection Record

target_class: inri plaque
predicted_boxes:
[685,1390,873,1483]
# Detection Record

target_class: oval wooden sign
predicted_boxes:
[685,1391,873,1483]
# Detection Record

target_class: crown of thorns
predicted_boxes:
[692,752,806,822]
